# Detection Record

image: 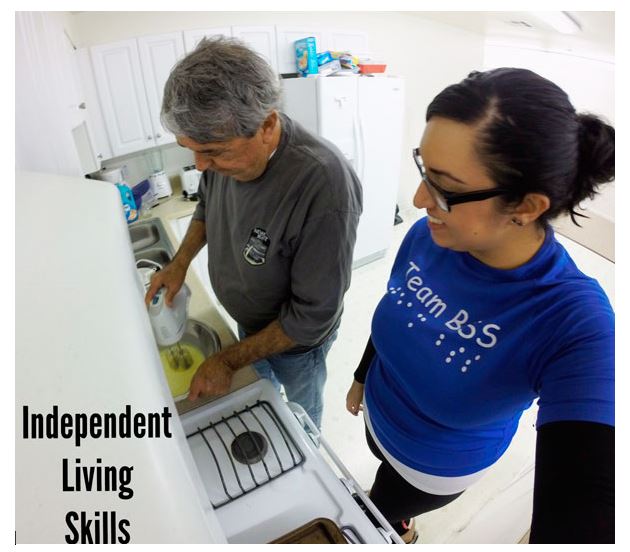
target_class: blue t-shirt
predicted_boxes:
[364,217,614,477]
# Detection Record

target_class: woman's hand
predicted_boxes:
[346,380,365,416]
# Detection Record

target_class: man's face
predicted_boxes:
[176,114,279,182]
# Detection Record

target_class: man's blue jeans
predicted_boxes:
[238,327,337,430]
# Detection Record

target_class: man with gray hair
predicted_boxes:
[146,37,362,429]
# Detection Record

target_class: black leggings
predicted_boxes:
[365,425,464,535]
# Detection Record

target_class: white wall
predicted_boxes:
[483,41,615,223]
[66,11,486,213]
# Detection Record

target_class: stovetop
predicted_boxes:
[180,379,399,544]
[186,400,304,508]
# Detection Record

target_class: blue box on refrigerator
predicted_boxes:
[295,37,318,77]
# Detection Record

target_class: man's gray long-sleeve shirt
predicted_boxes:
[192,114,362,349]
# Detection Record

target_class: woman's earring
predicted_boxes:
[511,218,524,226]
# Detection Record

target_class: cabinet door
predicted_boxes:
[231,26,278,73]
[329,29,369,57]
[76,48,112,165]
[275,27,328,74]
[183,27,232,52]
[138,32,186,147]
[90,39,154,157]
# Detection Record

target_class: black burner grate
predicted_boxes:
[231,431,268,465]
[186,400,305,508]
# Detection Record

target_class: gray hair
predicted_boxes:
[161,36,282,143]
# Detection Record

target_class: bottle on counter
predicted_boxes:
[115,183,138,223]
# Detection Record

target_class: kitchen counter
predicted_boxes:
[138,184,258,414]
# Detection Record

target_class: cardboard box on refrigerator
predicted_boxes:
[295,37,318,77]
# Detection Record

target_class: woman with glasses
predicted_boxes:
[345,68,614,543]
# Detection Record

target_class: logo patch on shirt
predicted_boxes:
[243,227,270,266]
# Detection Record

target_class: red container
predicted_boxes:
[359,63,387,74]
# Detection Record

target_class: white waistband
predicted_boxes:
[363,401,489,495]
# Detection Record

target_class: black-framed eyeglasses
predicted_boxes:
[412,148,511,212]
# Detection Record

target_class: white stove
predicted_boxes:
[16,171,400,544]
[181,379,401,544]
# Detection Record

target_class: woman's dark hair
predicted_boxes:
[426,68,615,225]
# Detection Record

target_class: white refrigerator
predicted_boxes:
[281,75,405,267]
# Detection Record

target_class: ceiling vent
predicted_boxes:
[507,20,534,29]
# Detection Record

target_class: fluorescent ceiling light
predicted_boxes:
[531,11,582,34]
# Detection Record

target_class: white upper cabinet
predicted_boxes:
[90,39,155,157]
[231,26,278,72]
[183,27,232,52]
[90,33,186,157]
[138,32,186,147]
[82,25,371,161]
[275,27,329,74]
[328,29,369,57]
[75,48,113,165]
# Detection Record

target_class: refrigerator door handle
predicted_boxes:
[353,112,365,181]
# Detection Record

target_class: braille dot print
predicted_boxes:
[449,351,456,357]
[408,323,413,328]
[421,316,427,322]
[407,302,412,307]
[390,290,397,294]
[397,300,402,305]
[417,314,423,318]
[475,355,481,361]
[400,292,405,297]
[435,339,442,346]
[465,360,472,366]
[445,357,452,363]
[439,334,445,340]
[461,366,468,373]
[459,347,465,353]
[396,287,401,291]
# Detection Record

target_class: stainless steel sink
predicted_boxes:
[129,222,161,251]
[128,219,175,261]
[135,248,172,267]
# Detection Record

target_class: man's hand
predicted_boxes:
[145,218,207,307]
[346,379,365,416]
[188,354,234,401]
[186,319,296,402]
[144,261,187,307]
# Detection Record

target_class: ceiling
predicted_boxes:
[405,11,614,58]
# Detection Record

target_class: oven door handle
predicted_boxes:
[319,439,404,544]
[286,401,321,446]
[287,402,404,544]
